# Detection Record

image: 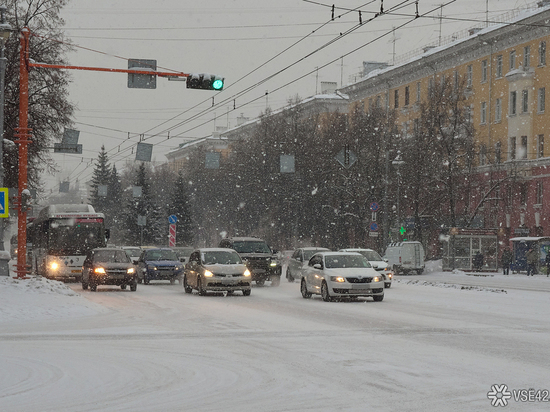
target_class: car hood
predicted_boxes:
[323,267,380,277]
[369,261,389,270]
[94,262,134,270]
[145,260,180,266]
[203,263,247,273]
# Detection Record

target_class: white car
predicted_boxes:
[339,248,393,288]
[286,247,330,282]
[300,252,384,302]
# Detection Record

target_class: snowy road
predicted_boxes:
[1,269,550,412]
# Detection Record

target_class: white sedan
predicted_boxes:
[339,248,393,288]
[300,252,384,302]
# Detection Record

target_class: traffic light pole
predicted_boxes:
[14,27,198,278]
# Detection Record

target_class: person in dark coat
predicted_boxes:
[545,252,550,277]
[473,251,484,272]
[501,247,513,275]
[526,248,538,276]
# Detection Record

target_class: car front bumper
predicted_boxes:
[329,281,384,297]
[203,277,252,291]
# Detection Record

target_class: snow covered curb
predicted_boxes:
[0,276,81,296]
[395,278,507,293]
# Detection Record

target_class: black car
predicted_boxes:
[219,237,281,286]
[82,248,137,292]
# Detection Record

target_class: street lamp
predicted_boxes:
[392,151,404,239]
[0,6,11,251]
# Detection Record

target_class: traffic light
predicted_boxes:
[186,73,224,91]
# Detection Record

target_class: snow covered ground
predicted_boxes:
[1,260,549,411]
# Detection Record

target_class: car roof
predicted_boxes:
[315,251,363,257]
[195,248,238,253]
[339,248,376,252]
[299,247,330,250]
[92,247,120,252]
[223,237,265,241]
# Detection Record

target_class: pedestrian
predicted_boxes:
[473,251,484,272]
[501,247,512,275]
[526,248,538,276]
[545,252,550,277]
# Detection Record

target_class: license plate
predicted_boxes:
[350,284,369,290]
[71,270,81,274]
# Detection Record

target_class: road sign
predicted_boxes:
[369,222,379,232]
[169,224,176,247]
[54,143,82,154]
[168,215,178,224]
[128,59,157,89]
[0,188,8,218]
[335,145,357,169]
[370,202,380,212]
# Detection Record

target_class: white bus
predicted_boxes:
[28,204,109,281]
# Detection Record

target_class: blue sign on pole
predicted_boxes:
[168,215,178,224]
[369,222,379,232]
[369,202,380,212]
[0,188,8,218]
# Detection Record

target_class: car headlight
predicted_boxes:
[330,276,346,283]
[50,262,59,271]
[148,265,157,271]
[127,268,135,274]
[204,270,214,277]
[94,267,106,274]
[387,273,392,279]
[269,261,277,267]
[373,276,380,282]
[243,269,251,277]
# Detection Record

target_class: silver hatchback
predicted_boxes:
[286,247,330,282]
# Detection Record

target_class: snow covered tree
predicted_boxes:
[88,146,111,213]
[166,169,194,246]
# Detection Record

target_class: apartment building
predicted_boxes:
[341,1,550,245]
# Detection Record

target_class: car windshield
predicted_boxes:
[202,251,242,265]
[124,248,142,257]
[303,249,327,261]
[324,254,372,269]
[93,250,131,263]
[144,250,178,261]
[231,241,271,254]
[357,250,383,261]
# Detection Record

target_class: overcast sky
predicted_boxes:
[43,0,530,196]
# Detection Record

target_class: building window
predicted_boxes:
[480,144,487,165]
[496,55,503,77]
[539,41,546,66]
[481,60,488,82]
[368,98,373,110]
[394,89,399,108]
[506,186,512,206]
[466,65,473,87]
[375,95,381,108]
[495,141,502,163]
[416,82,421,102]
[510,50,516,70]
[536,181,543,205]
[510,137,516,160]
[405,86,410,106]
[538,134,544,158]
[520,183,528,205]
[495,98,502,122]
[428,78,434,95]
[521,135,528,159]
[453,70,459,90]
[510,91,517,115]
[524,46,530,68]
[538,87,545,113]
[522,89,529,113]
[481,102,487,124]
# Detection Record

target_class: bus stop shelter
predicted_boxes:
[442,229,498,271]
[509,237,550,274]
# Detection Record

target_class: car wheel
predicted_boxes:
[242,289,251,296]
[183,275,192,294]
[170,277,175,285]
[198,276,207,296]
[373,294,384,302]
[256,278,265,286]
[321,281,332,302]
[385,283,391,289]
[301,279,312,299]
[271,276,280,287]
[286,268,294,282]
[90,283,97,292]
[130,280,137,292]
[144,275,150,285]
[226,290,234,296]
[82,280,88,290]
[121,284,127,290]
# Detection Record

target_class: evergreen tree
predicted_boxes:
[89,146,111,213]
[166,169,194,246]
[105,165,124,243]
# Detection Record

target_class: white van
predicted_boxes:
[384,241,425,275]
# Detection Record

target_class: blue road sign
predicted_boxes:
[0,188,8,218]
[369,222,378,232]
[370,202,380,212]
[168,214,178,224]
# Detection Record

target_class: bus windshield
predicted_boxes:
[47,219,105,255]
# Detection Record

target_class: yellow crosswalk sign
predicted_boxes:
[0,188,8,218]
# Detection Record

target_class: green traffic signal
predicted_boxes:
[212,78,224,90]
[186,73,224,91]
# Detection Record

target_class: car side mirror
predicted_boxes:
[132,259,139,264]
[180,257,186,263]
[313,263,322,269]
[384,258,388,262]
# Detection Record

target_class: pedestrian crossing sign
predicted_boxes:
[0,188,8,218]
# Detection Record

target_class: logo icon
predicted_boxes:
[487,384,512,407]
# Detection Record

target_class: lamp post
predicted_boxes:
[0,6,11,251]
[392,151,404,239]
